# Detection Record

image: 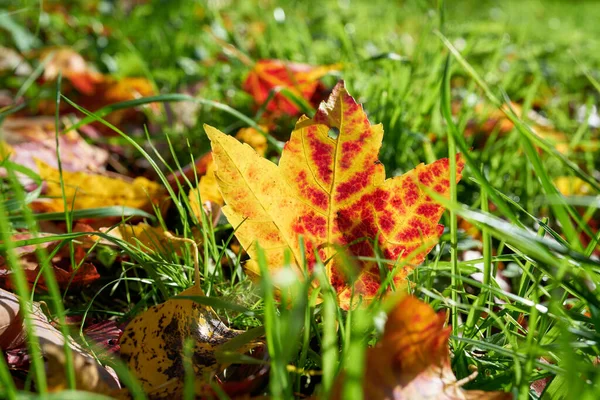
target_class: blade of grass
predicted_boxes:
[441,54,461,344]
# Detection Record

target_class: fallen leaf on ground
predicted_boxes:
[119,283,265,397]
[0,233,100,291]
[208,81,464,309]
[39,47,103,95]
[0,117,108,186]
[0,288,120,391]
[98,223,185,255]
[0,47,32,76]
[33,160,168,214]
[333,295,511,399]
[187,126,268,223]
[243,59,339,116]
[467,102,598,154]
[31,48,156,135]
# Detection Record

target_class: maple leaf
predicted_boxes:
[207,81,464,309]
[243,59,340,116]
[187,126,268,224]
[333,295,511,399]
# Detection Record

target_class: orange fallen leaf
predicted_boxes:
[32,48,156,135]
[40,47,103,95]
[333,296,511,399]
[243,59,339,116]
[208,81,464,309]
[467,102,598,154]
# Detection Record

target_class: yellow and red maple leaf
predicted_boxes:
[243,59,339,116]
[332,296,511,399]
[207,81,464,309]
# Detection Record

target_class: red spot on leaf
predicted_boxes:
[335,171,370,202]
[307,126,333,184]
[416,203,439,218]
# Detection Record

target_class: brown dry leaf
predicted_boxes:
[333,296,511,399]
[33,160,168,214]
[119,283,265,398]
[0,288,120,391]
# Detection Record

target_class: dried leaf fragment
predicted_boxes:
[333,296,511,399]
[208,81,464,308]
[0,288,120,391]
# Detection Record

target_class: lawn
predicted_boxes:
[1,0,599,399]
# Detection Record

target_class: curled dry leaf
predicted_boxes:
[119,284,265,397]
[32,160,168,214]
[0,288,120,391]
[243,59,340,116]
[207,81,464,309]
[333,296,511,399]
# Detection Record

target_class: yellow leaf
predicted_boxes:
[99,223,184,255]
[119,284,262,394]
[44,342,117,395]
[234,126,268,157]
[187,127,268,223]
[554,176,593,196]
[207,81,463,309]
[35,160,167,213]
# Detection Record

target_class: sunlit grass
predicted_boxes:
[0,0,599,399]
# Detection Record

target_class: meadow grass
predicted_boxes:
[1,0,600,399]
